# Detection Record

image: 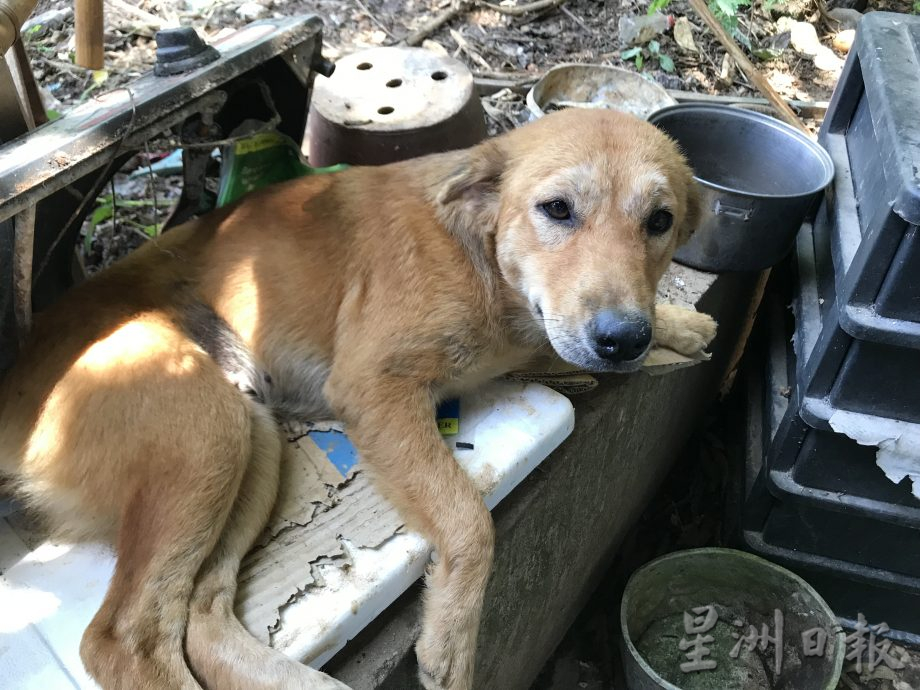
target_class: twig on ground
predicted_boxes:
[480,0,565,17]
[814,0,837,25]
[352,0,396,39]
[107,0,164,29]
[405,0,471,46]
[126,225,155,243]
[474,69,534,79]
[688,0,808,133]
[143,140,160,236]
[559,4,589,33]
[449,28,492,70]
[474,74,538,95]
[35,57,89,74]
[110,178,118,245]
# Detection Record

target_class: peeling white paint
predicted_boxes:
[828,409,920,500]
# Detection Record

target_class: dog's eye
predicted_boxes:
[541,199,572,222]
[645,209,673,236]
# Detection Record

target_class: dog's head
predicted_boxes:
[437,108,701,373]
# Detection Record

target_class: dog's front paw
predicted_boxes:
[654,304,718,357]
[670,311,718,356]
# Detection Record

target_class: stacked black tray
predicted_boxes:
[740,12,920,643]
[741,282,920,644]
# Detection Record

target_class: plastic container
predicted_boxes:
[755,221,920,530]
[760,496,920,578]
[307,47,487,167]
[743,493,920,647]
[818,12,920,339]
[795,202,920,426]
[617,12,673,47]
[0,381,575,684]
[766,409,920,529]
[740,343,920,644]
[524,64,675,121]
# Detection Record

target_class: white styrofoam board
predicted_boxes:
[0,381,574,687]
[274,381,575,668]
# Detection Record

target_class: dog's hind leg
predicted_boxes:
[78,389,252,690]
[185,404,350,690]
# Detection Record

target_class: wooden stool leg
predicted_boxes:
[9,37,46,125]
[0,52,29,139]
[75,0,104,70]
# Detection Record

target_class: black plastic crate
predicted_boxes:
[744,517,920,647]
[762,273,920,529]
[740,355,920,644]
[818,12,920,341]
[795,204,920,426]
[766,409,920,530]
[760,495,920,578]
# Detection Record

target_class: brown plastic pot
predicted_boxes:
[307,47,487,167]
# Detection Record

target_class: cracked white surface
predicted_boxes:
[1,381,574,687]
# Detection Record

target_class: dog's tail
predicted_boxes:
[187,609,351,690]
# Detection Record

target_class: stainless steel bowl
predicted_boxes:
[526,64,676,121]
[648,104,835,272]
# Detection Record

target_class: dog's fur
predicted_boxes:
[0,109,716,690]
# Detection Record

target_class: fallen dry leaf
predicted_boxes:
[833,29,855,54]
[673,17,697,52]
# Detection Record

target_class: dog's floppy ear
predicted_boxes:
[677,181,703,246]
[433,140,506,284]
[436,139,505,234]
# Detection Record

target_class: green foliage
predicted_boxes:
[709,0,750,33]
[621,45,644,70]
[621,40,675,73]
[658,52,676,72]
[913,0,920,13]
[84,194,161,252]
[647,0,672,15]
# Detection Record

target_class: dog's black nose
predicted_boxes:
[589,310,652,362]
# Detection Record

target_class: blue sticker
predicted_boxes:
[308,430,359,477]
[307,401,461,476]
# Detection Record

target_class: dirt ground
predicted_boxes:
[18,0,912,271]
[25,0,901,110]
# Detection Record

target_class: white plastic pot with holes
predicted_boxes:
[307,47,487,167]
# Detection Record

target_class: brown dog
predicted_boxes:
[0,109,715,690]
